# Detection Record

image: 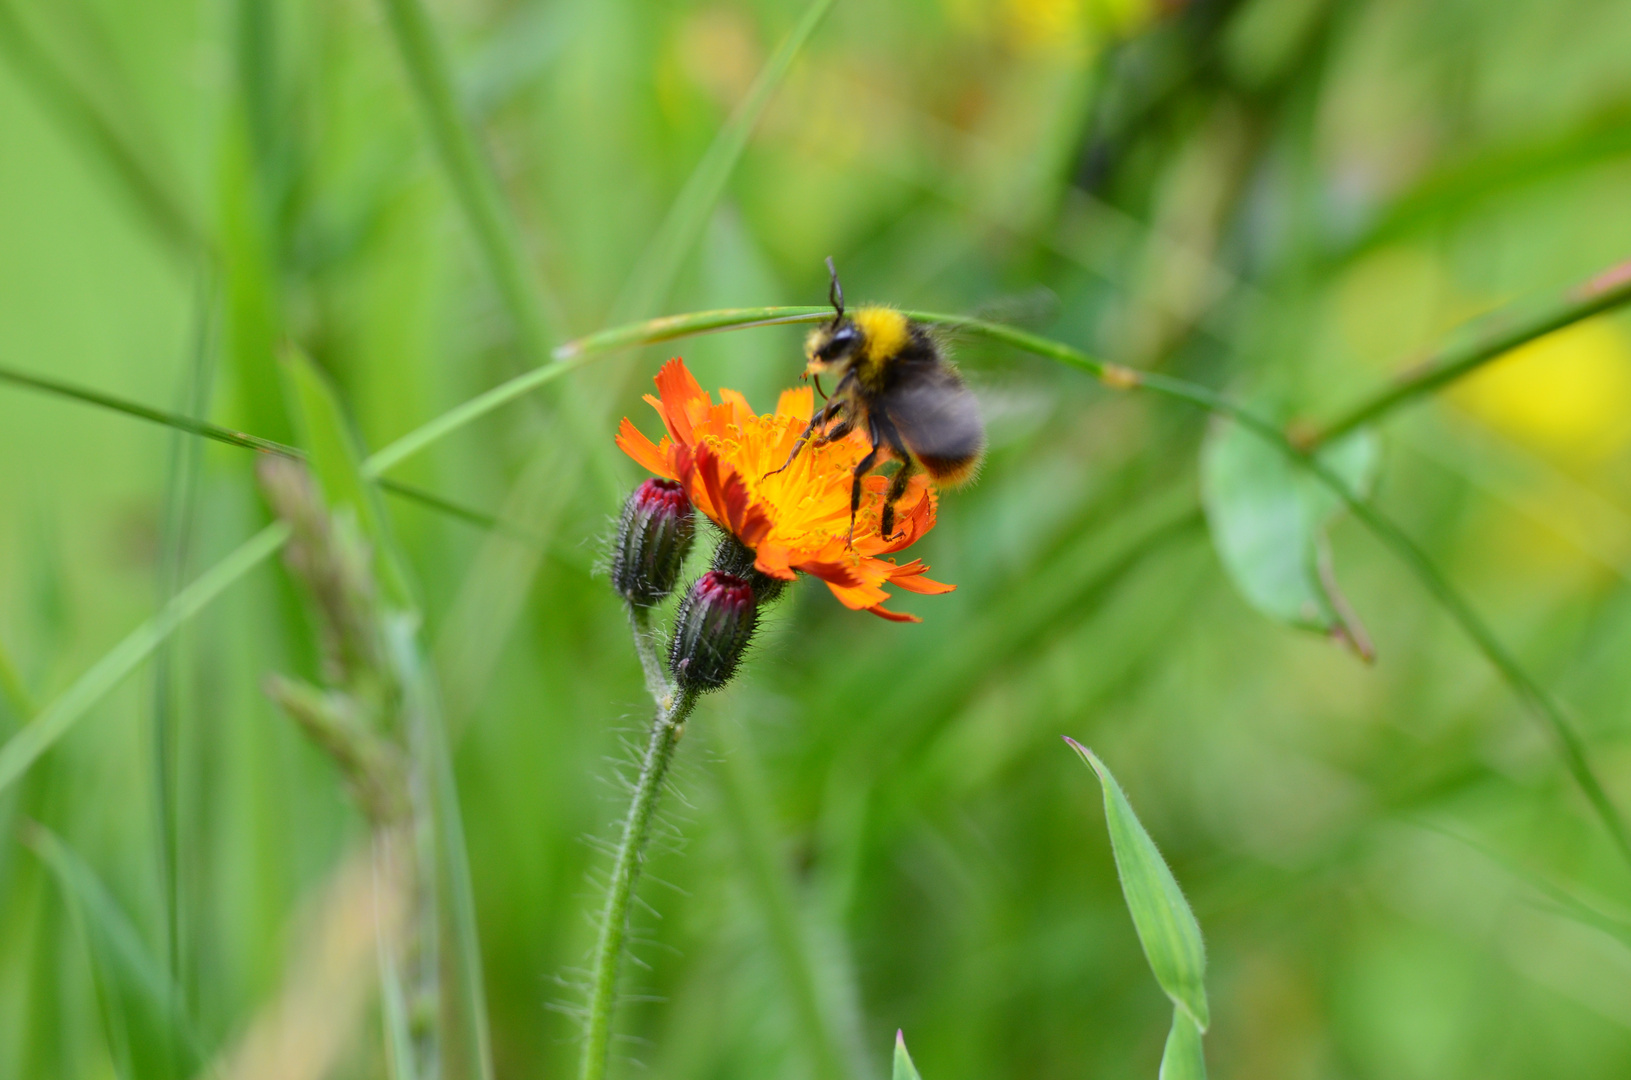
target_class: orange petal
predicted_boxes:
[867,604,922,623]
[616,417,675,479]
[799,559,866,590]
[719,388,756,426]
[653,359,708,444]
[775,385,814,423]
[754,542,799,581]
[889,560,956,595]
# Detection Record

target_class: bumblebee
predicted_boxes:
[770,259,985,543]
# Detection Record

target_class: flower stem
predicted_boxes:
[626,605,670,706]
[579,686,699,1080]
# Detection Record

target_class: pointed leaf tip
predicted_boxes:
[1066,742,1210,1031]
[892,1030,923,1080]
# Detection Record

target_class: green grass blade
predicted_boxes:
[22,821,204,1079]
[376,0,559,363]
[361,353,592,477]
[1064,739,1208,1030]
[610,0,837,321]
[1159,1009,1207,1080]
[892,1031,923,1080]
[281,346,416,610]
[386,618,496,1080]
[0,523,288,798]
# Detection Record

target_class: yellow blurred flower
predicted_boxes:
[1454,317,1631,462]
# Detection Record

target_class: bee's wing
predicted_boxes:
[880,365,985,470]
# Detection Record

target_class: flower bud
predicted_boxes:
[612,478,695,607]
[668,571,758,691]
[710,534,787,605]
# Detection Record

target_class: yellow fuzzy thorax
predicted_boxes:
[853,306,909,368]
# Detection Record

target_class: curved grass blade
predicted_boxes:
[0,523,288,798]
[892,1031,924,1080]
[22,821,205,1079]
[1064,739,1208,1031]
[1159,1009,1206,1080]
[610,0,837,321]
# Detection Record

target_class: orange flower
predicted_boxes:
[617,359,955,622]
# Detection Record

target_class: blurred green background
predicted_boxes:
[3,0,1631,1077]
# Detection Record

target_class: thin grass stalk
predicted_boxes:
[150,276,218,1032]
[0,359,509,532]
[1309,257,1631,447]
[609,0,837,322]
[579,685,700,1080]
[375,0,560,361]
[0,523,290,797]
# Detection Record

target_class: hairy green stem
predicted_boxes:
[580,686,699,1080]
[1310,258,1631,447]
[626,606,670,707]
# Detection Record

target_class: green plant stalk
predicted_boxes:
[376,0,559,362]
[579,685,700,1080]
[626,606,669,706]
[0,360,507,532]
[1310,258,1631,447]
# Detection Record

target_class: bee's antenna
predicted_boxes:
[825,256,845,323]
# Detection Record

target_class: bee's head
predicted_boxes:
[803,256,861,377]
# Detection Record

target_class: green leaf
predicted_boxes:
[893,1030,924,1080]
[280,345,415,610]
[1064,738,1209,1030]
[24,822,204,1079]
[1159,1009,1207,1080]
[1200,415,1376,653]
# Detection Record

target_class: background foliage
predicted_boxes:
[2,0,1631,1077]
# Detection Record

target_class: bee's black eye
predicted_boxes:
[819,325,860,361]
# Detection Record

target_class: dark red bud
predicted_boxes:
[612,478,695,607]
[668,571,758,691]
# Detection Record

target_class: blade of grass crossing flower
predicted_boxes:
[1064,739,1208,1030]
[1160,1010,1207,1080]
[0,523,288,798]
[610,0,837,320]
[892,1031,924,1080]
[22,821,205,1080]
[280,346,416,610]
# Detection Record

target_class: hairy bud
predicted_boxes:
[612,478,695,607]
[668,571,757,692]
[710,533,788,605]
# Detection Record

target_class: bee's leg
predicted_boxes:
[880,459,919,540]
[764,400,839,478]
[847,439,883,547]
[810,414,853,447]
[874,420,916,540]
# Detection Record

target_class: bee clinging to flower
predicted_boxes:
[769,259,986,543]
